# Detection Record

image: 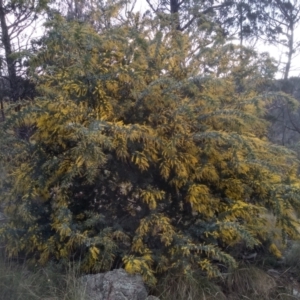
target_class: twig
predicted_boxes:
[0,97,5,121]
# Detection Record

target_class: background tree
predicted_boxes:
[264,0,300,80]
[144,0,234,32]
[51,0,127,31]
[223,0,269,46]
[0,0,49,102]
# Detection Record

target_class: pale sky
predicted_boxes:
[255,38,300,78]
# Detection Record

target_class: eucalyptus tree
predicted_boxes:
[0,0,50,101]
[143,0,234,32]
[264,0,300,79]
[50,0,134,31]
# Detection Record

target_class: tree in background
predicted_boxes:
[263,0,300,80]
[144,0,249,33]
[0,0,50,102]
[51,0,127,31]
[227,0,300,80]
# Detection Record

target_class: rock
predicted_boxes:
[80,268,149,300]
[145,296,160,300]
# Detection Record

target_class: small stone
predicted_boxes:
[146,296,160,300]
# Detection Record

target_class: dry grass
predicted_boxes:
[1,247,300,300]
[224,261,300,300]
[1,259,299,300]
[0,252,87,300]
[225,265,276,300]
[285,241,300,271]
[153,270,227,300]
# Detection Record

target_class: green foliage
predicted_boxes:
[1,12,300,286]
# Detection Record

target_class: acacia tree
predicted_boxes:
[1,9,300,285]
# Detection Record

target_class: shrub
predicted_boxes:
[1,14,300,285]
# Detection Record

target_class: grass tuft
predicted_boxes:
[225,265,276,300]
[0,252,87,300]
[153,270,226,300]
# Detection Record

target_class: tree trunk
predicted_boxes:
[0,0,18,101]
[170,0,180,30]
[284,25,294,80]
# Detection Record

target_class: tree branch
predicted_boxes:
[180,3,232,31]
[145,0,157,13]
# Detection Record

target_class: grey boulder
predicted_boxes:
[81,268,153,300]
